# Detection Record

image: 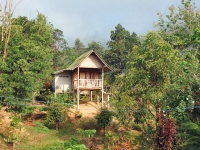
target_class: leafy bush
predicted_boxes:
[41,136,87,150]
[45,103,66,130]
[37,89,52,102]
[77,129,96,138]
[77,129,96,148]
[178,122,200,150]
[132,123,143,132]
[155,114,177,150]
[135,126,155,150]
[96,108,113,135]
[39,106,48,111]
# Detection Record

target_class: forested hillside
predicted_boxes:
[0,0,200,149]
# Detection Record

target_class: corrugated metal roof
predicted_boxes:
[52,50,113,75]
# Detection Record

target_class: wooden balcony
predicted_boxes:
[73,79,102,90]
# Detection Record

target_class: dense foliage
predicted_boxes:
[0,14,53,101]
[1,0,200,149]
[106,24,140,72]
[112,1,200,149]
[46,103,66,130]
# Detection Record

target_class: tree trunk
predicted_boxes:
[104,126,106,136]
[56,122,59,131]
[12,142,15,150]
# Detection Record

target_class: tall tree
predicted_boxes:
[52,28,68,52]
[114,31,198,149]
[0,14,53,101]
[0,0,21,62]
[74,38,86,55]
[88,41,104,56]
[52,28,69,70]
[155,0,200,124]
[115,31,184,125]
[155,0,200,54]
[106,24,139,72]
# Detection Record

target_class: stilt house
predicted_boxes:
[52,50,113,109]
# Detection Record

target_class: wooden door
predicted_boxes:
[80,72,86,87]
[91,72,95,79]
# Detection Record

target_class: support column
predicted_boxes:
[77,66,80,110]
[90,91,93,101]
[102,66,104,107]
[108,94,110,109]
[54,76,57,99]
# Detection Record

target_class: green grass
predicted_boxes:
[31,122,50,134]
[16,121,77,150]
[17,129,59,150]
[17,121,88,150]
[56,122,76,138]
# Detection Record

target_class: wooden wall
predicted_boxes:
[80,53,103,68]
[72,68,100,89]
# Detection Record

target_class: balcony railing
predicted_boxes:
[74,79,102,89]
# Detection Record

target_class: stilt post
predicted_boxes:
[77,66,80,110]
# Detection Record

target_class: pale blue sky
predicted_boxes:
[13,0,200,47]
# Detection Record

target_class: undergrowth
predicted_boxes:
[31,122,50,133]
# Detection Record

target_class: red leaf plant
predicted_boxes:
[155,113,177,150]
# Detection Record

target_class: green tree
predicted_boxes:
[175,28,200,149]
[74,38,86,55]
[115,31,184,125]
[52,49,69,70]
[52,28,68,52]
[106,24,139,71]
[155,0,200,55]
[155,0,200,123]
[193,29,200,45]
[0,14,53,102]
[0,0,20,62]
[52,28,69,70]
[88,41,104,56]
[114,31,198,149]
[46,103,66,130]
[96,108,113,135]
[154,1,200,147]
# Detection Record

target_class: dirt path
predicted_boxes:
[67,101,101,119]
[0,107,11,129]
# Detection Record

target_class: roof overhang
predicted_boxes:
[52,50,113,75]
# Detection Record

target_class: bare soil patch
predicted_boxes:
[67,101,101,120]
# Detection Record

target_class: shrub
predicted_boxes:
[96,108,113,135]
[42,136,87,150]
[132,123,143,131]
[46,103,66,130]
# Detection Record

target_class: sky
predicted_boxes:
[11,0,200,47]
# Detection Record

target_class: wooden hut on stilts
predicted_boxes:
[52,50,113,110]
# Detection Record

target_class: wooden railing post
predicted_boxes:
[74,79,103,89]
